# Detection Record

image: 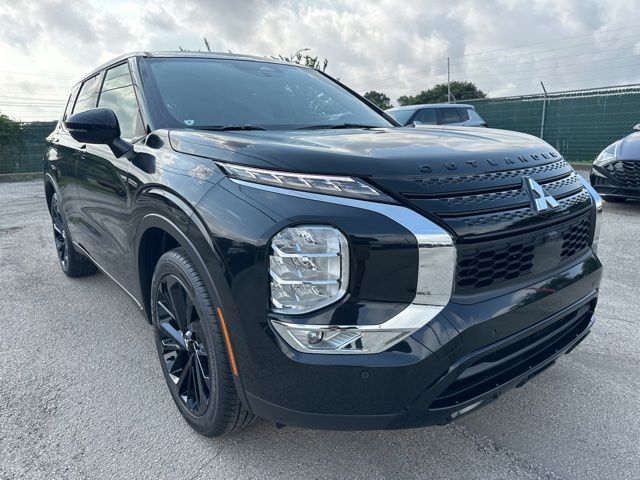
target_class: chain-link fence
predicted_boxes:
[0,122,56,175]
[467,84,640,162]
[2,84,640,174]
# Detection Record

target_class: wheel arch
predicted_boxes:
[43,173,59,212]
[134,198,226,325]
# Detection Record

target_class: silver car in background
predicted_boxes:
[386,103,488,127]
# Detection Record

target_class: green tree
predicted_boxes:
[397,81,486,106]
[275,48,328,72]
[0,113,22,147]
[363,90,392,110]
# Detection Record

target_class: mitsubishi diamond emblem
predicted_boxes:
[522,177,560,213]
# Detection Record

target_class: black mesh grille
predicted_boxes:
[603,160,640,188]
[457,243,535,289]
[561,215,591,258]
[456,212,593,291]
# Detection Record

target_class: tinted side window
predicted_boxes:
[102,63,132,90]
[63,84,80,121]
[98,63,143,139]
[414,108,437,125]
[458,108,470,121]
[73,75,100,114]
[438,108,462,125]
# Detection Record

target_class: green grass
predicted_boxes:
[569,161,592,167]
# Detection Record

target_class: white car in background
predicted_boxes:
[386,103,488,127]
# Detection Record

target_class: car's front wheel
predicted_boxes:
[151,248,255,436]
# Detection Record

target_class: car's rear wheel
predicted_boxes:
[49,193,97,277]
[151,248,255,436]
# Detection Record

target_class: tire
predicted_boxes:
[49,193,97,277]
[603,196,627,203]
[151,248,255,436]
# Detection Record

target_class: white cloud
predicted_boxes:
[1,0,639,120]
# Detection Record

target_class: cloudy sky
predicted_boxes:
[1,0,640,121]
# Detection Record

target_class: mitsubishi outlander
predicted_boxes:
[43,52,603,436]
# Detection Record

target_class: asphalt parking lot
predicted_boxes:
[1,176,639,480]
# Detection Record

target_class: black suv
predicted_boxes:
[44,52,603,436]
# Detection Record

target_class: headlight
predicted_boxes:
[217,162,392,201]
[270,225,349,314]
[593,144,617,167]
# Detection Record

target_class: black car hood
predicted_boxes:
[616,131,640,160]
[169,126,561,177]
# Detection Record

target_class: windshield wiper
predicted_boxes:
[296,123,382,130]
[191,125,267,131]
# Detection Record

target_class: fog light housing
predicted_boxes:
[270,225,349,314]
[271,321,419,354]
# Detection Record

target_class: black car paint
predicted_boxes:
[591,130,640,200]
[44,52,602,430]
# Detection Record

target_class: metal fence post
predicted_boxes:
[540,81,548,139]
[447,57,451,104]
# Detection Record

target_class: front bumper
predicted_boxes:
[194,176,602,431]
[245,254,601,430]
[591,163,640,200]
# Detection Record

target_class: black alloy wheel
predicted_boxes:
[49,193,97,277]
[51,197,68,269]
[156,274,212,416]
[151,248,255,436]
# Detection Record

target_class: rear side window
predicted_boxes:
[414,108,437,125]
[458,108,470,121]
[438,108,462,125]
[98,63,144,140]
[73,75,101,114]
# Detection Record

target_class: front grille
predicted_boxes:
[398,159,592,239]
[373,157,595,294]
[411,159,569,191]
[561,215,591,257]
[453,189,590,235]
[455,212,593,291]
[442,172,581,208]
[429,302,595,410]
[457,242,535,289]
[603,160,640,188]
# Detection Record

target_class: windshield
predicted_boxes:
[141,57,392,130]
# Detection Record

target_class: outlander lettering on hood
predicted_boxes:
[418,151,559,173]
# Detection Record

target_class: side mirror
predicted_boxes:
[413,120,423,126]
[65,108,133,158]
[634,124,640,131]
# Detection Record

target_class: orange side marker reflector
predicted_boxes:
[216,307,239,377]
